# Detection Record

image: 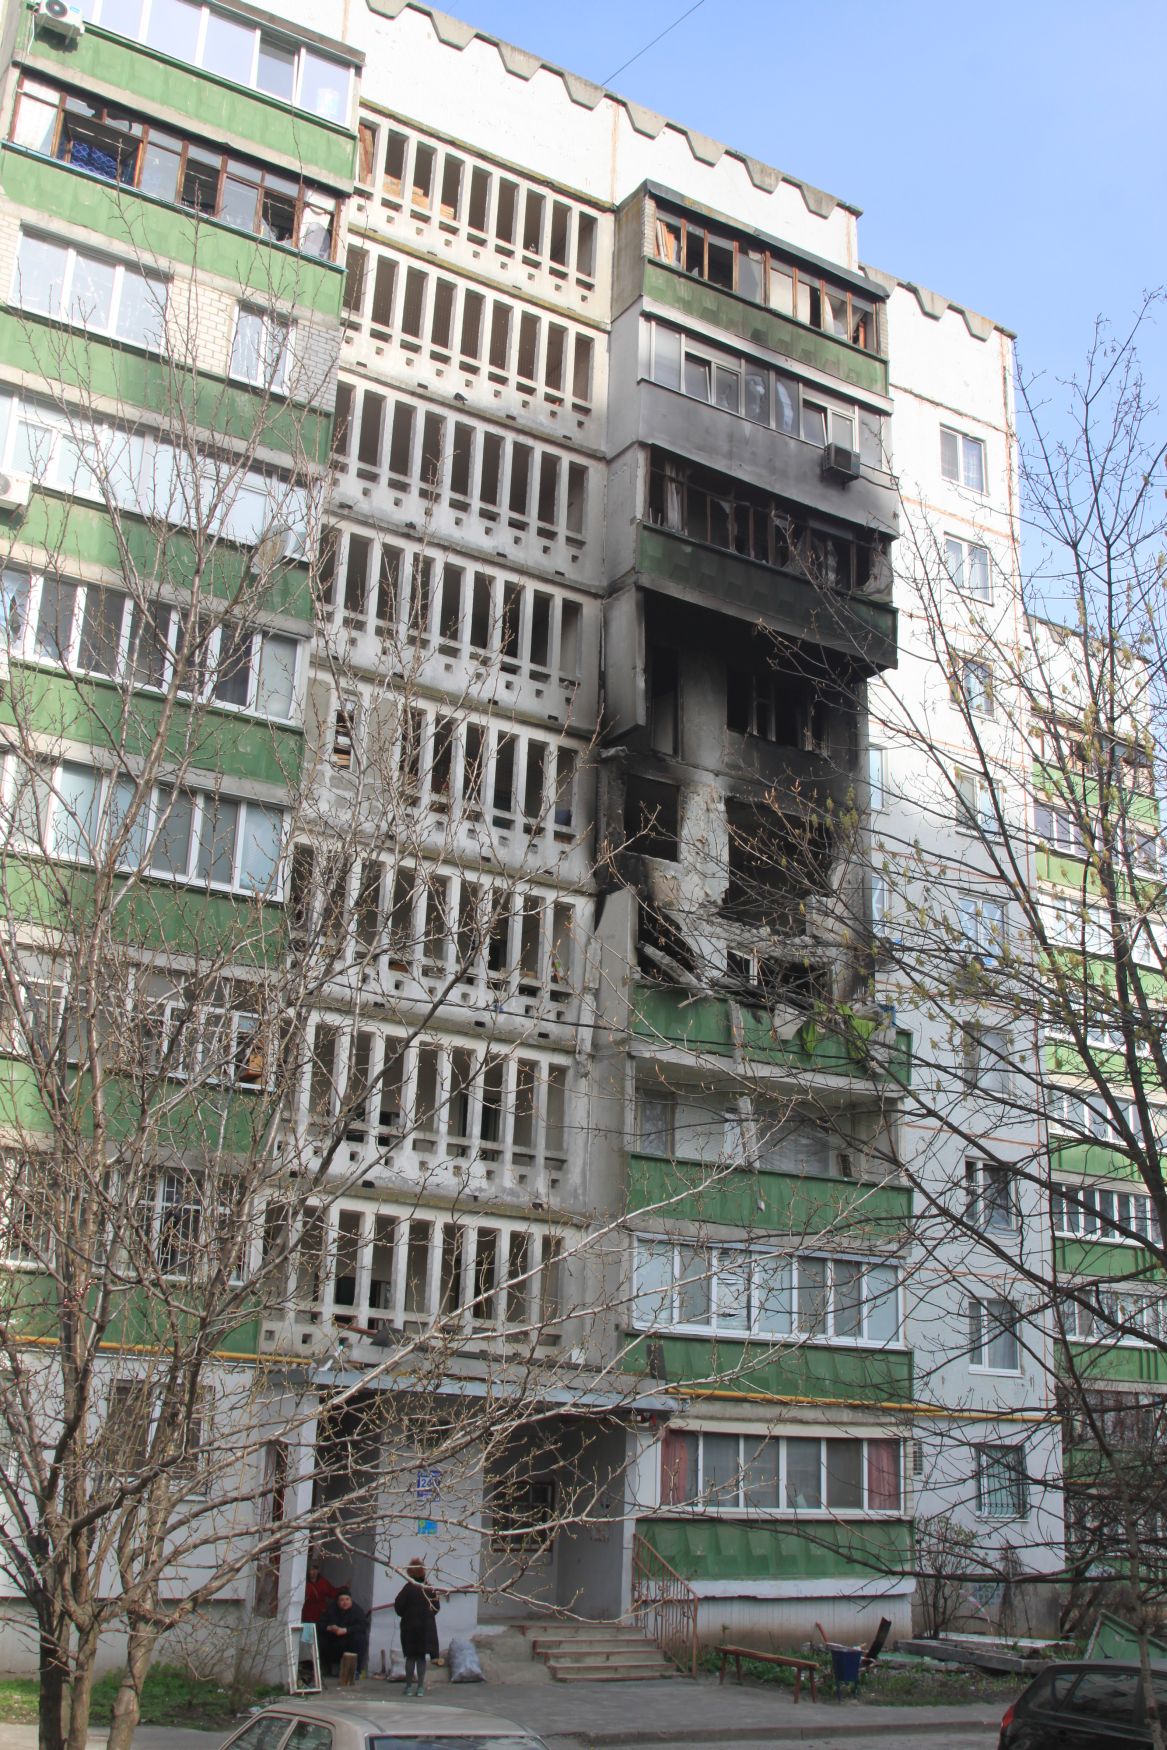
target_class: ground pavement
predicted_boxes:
[0,1671,1007,1750]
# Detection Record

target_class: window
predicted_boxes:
[958,894,1007,961]
[633,1237,900,1345]
[1034,799,1086,857]
[953,656,994,718]
[969,1295,1021,1371]
[965,1160,1018,1232]
[868,746,885,811]
[941,426,987,493]
[0,760,284,897]
[945,535,991,601]
[975,1444,1029,1517]
[12,231,166,349]
[1052,1181,1158,1246]
[103,1378,154,1475]
[962,1027,1011,1097]
[956,769,1000,837]
[651,206,882,355]
[0,389,310,545]
[10,76,337,260]
[650,322,880,454]
[659,1429,901,1515]
[230,307,293,392]
[70,2,352,120]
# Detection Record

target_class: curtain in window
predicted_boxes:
[866,1439,901,1511]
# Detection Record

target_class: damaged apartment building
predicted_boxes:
[281,0,920,1652]
[0,0,1056,1672]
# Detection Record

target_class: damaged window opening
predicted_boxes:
[624,777,679,862]
[646,451,885,589]
[652,202,880,354]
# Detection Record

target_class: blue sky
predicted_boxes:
[446,0,1166,436]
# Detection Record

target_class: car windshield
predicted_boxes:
[368,1738,541,1750]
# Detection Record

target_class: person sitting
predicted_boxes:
[318,1586,370,1678]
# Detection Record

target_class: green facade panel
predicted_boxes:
[630,986,911,1085]
[625,1332,912,1402]
[24,27,355,188]
[1050,1141,1151,1185]
[639,1514,912,1582]
[644,262,889,397]
[628,1154,910,1243]
[636,526,898,674]
[1,153,344,318]
[1064,1341,1167,1385]
[0,861,287,964]
[0,314,333,464]
[1056,1237,1162,1279]
[6,495,314,624]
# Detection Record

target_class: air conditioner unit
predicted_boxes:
[33,0,85,39]
[822,443,861,483]
[0,472,31,513]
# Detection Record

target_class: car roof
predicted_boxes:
[254,1699,537,1736]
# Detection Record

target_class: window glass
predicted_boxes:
[683,355,710,402]
[299,52,348,122]
[865,1265,899,1343]
[13,84,60,154]
[767,262,793,316]
[716,1251,749,1331]
[825,1439,863,1509]
[237,805,282,893]
[701,1433,740,1504]
[201,11,255,79]
[220,174,259,232]
[802,403,827,447]
[224,1717,298,1750]
[13,235,67,316]
[282,1726,332,1750]
[51,764,100,861]
[108,776,149,868]
[256,634,297,718]
[35,578,76,663]
[962,437,986,492]
[754,1254,791,1334]
[866,1439,901,1511]
[940,427,960,481]
[785,1438,821,1509]
[676,1247,711,1326]
[774,375,798,434]
[714,366,739,413]
[195,795,239,885]
[138,131,182,200]
[67,251,116,330]
[256,37,296,102]
[743,1438,779,1509]
[797,1257,828,1333]
[653,327,681,391]
[154,788,194,875]
[634,1241,672,1326]
[0,570,30,642]
[115,268,166,350]
[744,367,768,425]
[834,1260,863,1337]
[144,0,201,60]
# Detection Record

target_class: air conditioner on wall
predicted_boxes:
[0,472,31,513]
[822,443,861,483]
[33,0,85,39]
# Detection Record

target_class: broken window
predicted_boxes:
[624,776,679,862]
[648,646,679,756]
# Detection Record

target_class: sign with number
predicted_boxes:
[416,1466,442,1501]
[417,1518,438,1536]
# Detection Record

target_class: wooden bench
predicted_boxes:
[716,1644,818,1703]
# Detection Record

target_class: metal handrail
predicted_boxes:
[630,1530,699,1677]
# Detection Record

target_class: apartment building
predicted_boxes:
[4,0,1132,1675]
[0,0,356,1674]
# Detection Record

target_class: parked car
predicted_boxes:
[1000,1661,1167,1749]
[220,1699,550,1750]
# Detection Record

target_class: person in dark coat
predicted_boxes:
[318,1586,370,1677]
[394,1558,440,1696]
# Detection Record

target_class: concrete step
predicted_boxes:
[543,1657,676,1682]
[543,1646,672,1667]
[532,1633,655,1654]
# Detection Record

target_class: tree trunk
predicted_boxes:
[105,1622,157,1750]
[38,1628,70,1750]
[64,1621,101,1750]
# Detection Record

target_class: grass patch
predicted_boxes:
[699,1647,1021,1708]
[0,1666,283,1729]
[0,1678,39,1724]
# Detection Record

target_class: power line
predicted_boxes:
[602,0,707,87]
